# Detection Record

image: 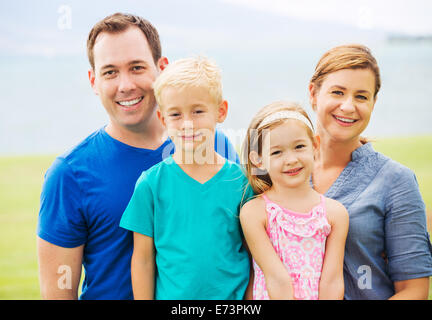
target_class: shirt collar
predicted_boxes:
[351,142,375,162]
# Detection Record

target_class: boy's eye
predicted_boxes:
[295,144,306,149]
[270,150,281,156]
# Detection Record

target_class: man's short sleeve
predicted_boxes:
[119,173,155,237]
[37,157,88,248]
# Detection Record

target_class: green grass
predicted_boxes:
[0,155,56,299]
[0,136,431,299]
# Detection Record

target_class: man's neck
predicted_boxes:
[105,118,167,150]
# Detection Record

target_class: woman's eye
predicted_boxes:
[356,95,368,100]
[332,90,343,96]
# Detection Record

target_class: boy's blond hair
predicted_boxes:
[153,56,223,107]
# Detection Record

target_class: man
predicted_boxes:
[37,13,238,300]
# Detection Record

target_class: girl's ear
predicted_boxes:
[249,150,262,168]
[313,134,320,150]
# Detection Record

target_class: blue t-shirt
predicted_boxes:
[120,156,253,299]
[37,126,239,300]
[320,143,432,300]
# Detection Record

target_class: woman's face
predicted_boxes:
[309,68,376,144]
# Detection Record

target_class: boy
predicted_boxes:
[120,56,253,299]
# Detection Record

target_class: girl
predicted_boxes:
[309,44,432,299]
[240,101,349,300]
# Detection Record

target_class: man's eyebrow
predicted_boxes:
[99,60,149,71]
[100,64,116,71]
[129,60,148,65]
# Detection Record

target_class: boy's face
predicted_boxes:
[157,85,227,156]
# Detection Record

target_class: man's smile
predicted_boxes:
[116,96,144,107]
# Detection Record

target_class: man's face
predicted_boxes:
[89,26,166,132]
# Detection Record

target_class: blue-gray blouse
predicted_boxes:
[320,143,432,299]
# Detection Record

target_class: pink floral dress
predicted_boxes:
[253,194,331,300]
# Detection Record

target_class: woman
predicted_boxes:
[309,44,432,299]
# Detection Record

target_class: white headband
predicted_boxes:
[257,110,314,132]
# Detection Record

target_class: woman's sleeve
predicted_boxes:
[384,165,432,282]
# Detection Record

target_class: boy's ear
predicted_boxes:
[156,109,166,127]
[217,100,228,123]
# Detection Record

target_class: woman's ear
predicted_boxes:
[309,82,317,111]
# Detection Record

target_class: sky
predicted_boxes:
[1,0,431,59]
[1,0,432,154]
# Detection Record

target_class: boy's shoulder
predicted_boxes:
[136,156,174,184]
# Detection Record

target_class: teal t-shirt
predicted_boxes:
[120,156,253,300]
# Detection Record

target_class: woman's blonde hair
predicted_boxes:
[310,44,381,100]
[241,101,315,195]
[153,55,223,108]
[309,44,380,144]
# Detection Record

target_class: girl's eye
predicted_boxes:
[194,110,204,114]
[295,144,306,149]
[270,150,281,156]
[169,113,181,117]
[332,90,343,96]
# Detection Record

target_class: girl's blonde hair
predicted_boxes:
[241,101,315,195]
[153,55,223,107]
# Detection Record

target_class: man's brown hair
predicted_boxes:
[87,12,162,70]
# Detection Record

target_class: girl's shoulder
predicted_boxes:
[239,195,266,222]
[323,196,349,226]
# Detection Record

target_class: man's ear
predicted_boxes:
[217,100,228,123]
[157,56,169,72]
[88,69,98,95]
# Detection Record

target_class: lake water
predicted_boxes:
[1,42,432,155]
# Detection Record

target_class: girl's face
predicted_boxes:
[309,68,376,144]
[253,120,316,190]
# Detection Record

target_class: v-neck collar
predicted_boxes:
[168,156,228,190]
[319,142,388,209]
